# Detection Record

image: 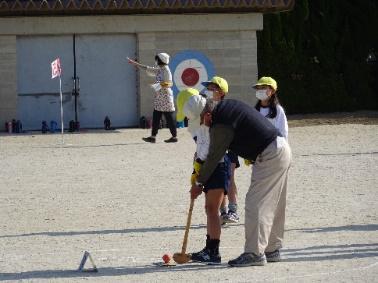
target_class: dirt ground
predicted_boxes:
[0,112,377,282]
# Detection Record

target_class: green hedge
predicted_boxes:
[257,0,378,114]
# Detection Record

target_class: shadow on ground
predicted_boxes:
[287,224,378,233]
[0,263,226,281]
[282,243,378,262]
[1,243,377,281]
[0,224,244,238]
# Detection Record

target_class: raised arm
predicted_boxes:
[127,57,148,69]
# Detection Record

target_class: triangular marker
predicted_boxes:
[78,251,98,272]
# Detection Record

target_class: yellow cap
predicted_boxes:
[201,76,229,94]
[176,88,200,122]
[253,77,278,91]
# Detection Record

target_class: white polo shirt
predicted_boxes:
[259,104,288,140]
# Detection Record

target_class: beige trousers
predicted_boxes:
[244,136,292,255]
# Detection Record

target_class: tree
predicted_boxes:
[257,0,378,113]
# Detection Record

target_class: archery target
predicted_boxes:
[170,50,215,96]
[174,59,207,91]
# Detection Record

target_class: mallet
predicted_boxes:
[173,198,195,264]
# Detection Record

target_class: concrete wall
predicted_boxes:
[0,36,17,129]
[0,13,262,130]
[138,30,259,116]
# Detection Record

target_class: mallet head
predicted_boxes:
[173,252,191,264]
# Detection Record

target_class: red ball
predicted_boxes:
[162,253,171,263]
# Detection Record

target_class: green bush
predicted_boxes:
[257,0,378,114]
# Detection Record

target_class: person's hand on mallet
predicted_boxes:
[190,183,203,200]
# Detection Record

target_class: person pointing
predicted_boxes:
[128,53,177,143]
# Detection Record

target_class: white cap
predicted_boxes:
[157,53,170,64]
[184,95,206,137]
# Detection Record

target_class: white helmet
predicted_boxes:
[183,95,206,137]
[156,52,170,64]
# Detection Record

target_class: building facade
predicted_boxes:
[0,0,294,130]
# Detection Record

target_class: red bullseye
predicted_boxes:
[181,68,199,87]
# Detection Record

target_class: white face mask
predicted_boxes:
[203,90,214,99]
[256,89,269,101]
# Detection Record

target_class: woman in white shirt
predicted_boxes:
[128,53,177,143]
[253,77,288,140]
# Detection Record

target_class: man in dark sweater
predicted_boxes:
[190,98,292,267]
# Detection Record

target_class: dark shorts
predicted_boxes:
[203,156,231,195]
[227,150,240,168]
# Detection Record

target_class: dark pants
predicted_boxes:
[151,110,177,137]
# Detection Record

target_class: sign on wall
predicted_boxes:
[169,50,215,96]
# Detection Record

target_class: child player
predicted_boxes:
[187,98,231,265]
[254,76,288,140]
[201,77,240,225]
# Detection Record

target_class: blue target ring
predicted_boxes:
[169,50,215,97]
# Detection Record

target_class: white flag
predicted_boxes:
[51,58,61,79]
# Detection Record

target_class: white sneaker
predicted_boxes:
[225,211,239,223]
[220,212,228,225]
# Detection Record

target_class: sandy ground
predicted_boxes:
[0,112,377,282]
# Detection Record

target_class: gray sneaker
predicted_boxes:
[265,249,281,262]
[226,211,239,223]
[191,247,208,260]
[220,212,228,225]
[191,248,221,265]
[228,252,267,267]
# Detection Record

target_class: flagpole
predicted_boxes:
[51,57,63,145]
[59,75,64,144]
